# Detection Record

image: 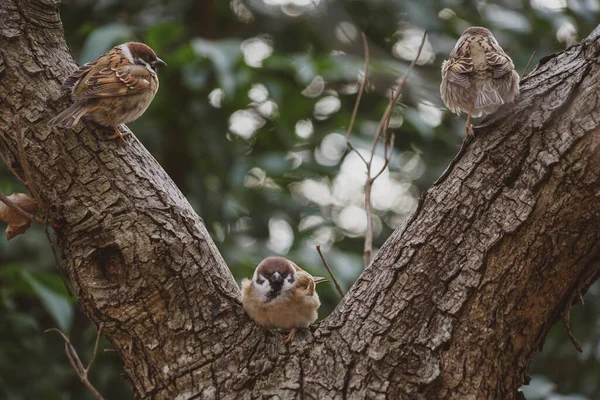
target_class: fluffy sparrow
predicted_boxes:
[241,256,327,343]
[440,27,519,137]
[49,42,167,143]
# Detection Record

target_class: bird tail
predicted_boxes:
[48,102,88,128]
[475,86,504,110]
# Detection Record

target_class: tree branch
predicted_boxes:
[1,2,600,399]
[316,245,345,297]
[345,31,427,267]
[46,325,106,400]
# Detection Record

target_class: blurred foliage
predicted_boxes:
[1,0,600,398]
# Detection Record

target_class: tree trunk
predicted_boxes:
[1,2,600,399]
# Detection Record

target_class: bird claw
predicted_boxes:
[283,328,296,344]
[465,123,474,138]
[107,124,131,143]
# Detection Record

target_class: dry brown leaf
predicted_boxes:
[0,192,39,240]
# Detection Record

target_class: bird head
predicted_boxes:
[252,257,297,302]
[461,26,493,38]
[120,42,167,73]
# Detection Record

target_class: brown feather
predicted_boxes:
[50,42,163,131]
[241,258,323,332]
[79,65,152,99]
[440,26,520,118]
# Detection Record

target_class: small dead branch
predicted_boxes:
[345,31,427,268]
[0,156,28,187]
[5,115,71,294]
[562,310,582,353]
[522,50,536,79]
[46,324,106,400]
[316,245,345,297]
[561,288,584,353]
[345,33,370,143]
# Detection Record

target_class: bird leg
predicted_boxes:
[106,122,130,143]
[283,328,296,344]
[465,104,474,137]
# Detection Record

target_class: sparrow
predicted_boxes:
[440,27,519,137]
[241,256,327,343]
[49,42,167,143]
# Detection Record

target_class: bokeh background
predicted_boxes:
[1,0,600,399]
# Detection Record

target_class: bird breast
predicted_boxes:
[85,83,158,126]
[241,278,321,330]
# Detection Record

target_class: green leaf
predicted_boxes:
[21,270,73,332]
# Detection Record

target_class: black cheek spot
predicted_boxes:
[287,275,295,284]
[256,277,265,285]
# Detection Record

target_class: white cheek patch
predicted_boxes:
[118,44,134,63]
[281,277,295,293]
[252,272,271,299]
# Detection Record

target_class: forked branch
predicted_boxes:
[345,31,427,268]
[46,324,106,400]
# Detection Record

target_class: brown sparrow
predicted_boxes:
[241,256,327,343]
[49,42,166,142]
[440,27,519,137]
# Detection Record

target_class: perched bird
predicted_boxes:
[440,27,519,137]
[49,42,167,143]
[241,256,327,343]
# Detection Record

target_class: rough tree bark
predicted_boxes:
[1,1,599,399]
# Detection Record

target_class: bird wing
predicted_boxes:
[289,261,327,296]
[485,51,514,79]
[77,65,153,99]
[442,56,473,88]
[62,60,95,93]
[475,87,504,109]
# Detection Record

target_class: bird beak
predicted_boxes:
[152,58,167,68]
[271,272,282,282]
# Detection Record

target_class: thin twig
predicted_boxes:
[522,50,536,79]
[370,30,428,164]
[14,116,70,294]
[316,245,345,297]
[561,288,583,353]
[346,140,369,166]
[345,33,370,142]
[371,133,396,182]
[46,325,106,400]
[362,181,375,267]
[86,323,104,372]
[0,153,27,187]
[0,190,44,224]
[562,311,582,353]
[15,115,45,212]
[360,31,428,268]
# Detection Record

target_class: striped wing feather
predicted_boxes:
[443,57,473,88]
[486,51,514,79]
[290,261,327,296]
